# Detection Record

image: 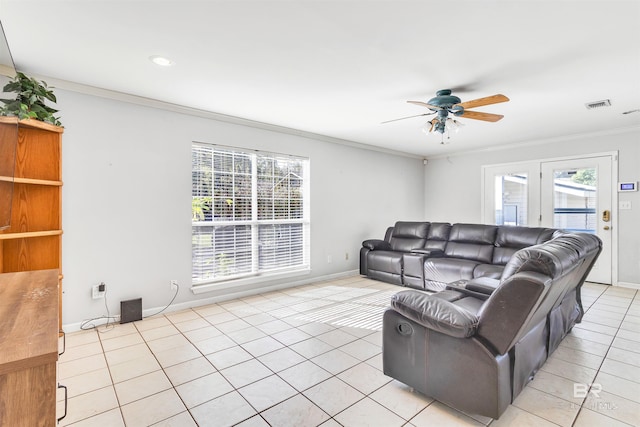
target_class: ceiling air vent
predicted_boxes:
[585,99,611,109]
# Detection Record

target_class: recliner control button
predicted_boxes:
[397,322,413,335]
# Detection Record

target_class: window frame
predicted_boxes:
[191,142,310,287]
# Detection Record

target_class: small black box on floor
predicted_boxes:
[120,298,142,324]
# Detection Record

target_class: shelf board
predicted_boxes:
[0,230,63,240]
[0,116,64,133]
[0,176,63,186]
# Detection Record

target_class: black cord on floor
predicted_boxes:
[80,282,180,329]
[80,285,116,333]
[144,284,180,318]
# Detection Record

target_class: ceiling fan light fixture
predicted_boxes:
[421,120,435,135]
[434,120,446,134]
[446,118,464,133]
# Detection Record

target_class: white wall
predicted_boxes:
[423,128,640,284]
[58,89,425,328]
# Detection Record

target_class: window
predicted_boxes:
[192,143,310,285]
[482,162,540,227]
[493,172,528,226]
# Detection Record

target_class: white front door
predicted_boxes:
[540,156,613,284]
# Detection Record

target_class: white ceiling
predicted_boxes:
[1,0,639,157]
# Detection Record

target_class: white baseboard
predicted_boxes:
[63,270,360,333]
[616,281,640,290]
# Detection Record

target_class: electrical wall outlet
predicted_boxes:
[620,200,632,210]
[92,283,106,299]
[170,280,178,291]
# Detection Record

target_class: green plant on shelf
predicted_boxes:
[0,71,62,126]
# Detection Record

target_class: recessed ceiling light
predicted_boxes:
[149,55,174,67]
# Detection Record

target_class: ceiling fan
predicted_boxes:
[383,89,510,136]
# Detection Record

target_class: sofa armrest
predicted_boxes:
[390,290,479,338]
[466,277,500,295]
[362,239,391,251]
[402,253,426,282]
[446,277,500,300]
[409,249,444,257]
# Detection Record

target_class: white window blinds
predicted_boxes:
[192,143,310,284]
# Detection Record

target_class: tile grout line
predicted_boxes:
[136,311,200,427]
[59,279,638,427]
[571,286,638,427]
[171,286,393,426]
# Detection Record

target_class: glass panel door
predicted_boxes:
[550,167,597,233]
[482,162,540,227]
[541,156,612,284]
[494,172,528,226]
[485,155,614,285]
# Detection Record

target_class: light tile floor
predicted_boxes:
[56,276,640,426]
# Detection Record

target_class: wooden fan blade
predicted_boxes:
[407,101,442,110]
[460,110,504,122]
[456,94,509,109]
[381,113,432,124]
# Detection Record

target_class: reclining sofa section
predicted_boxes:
[382,232,602,419]
[360,221,557,291]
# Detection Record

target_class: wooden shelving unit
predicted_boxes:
[0,269,60,426]
[0,117,64,330]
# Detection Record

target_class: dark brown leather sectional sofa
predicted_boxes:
[363,222,603,419]
[360,221,557,291]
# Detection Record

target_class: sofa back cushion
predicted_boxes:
[444,224,497,263]
[492,227,556,265]
[500,233,588,281]
[425,222,451,251]
[389,222,430,252]
[480,233,601,355]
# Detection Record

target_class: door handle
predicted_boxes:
[604,226,610,230]
[602,210,610,222]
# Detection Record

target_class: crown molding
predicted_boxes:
[10,69,635,163]
[425,125,640,160]
[18,72,423,160]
